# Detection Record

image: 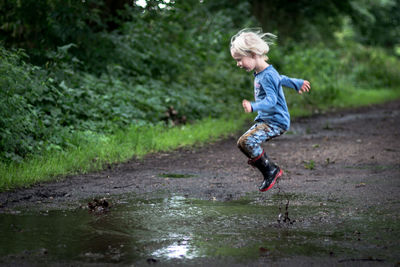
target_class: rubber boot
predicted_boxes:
[249,151,283,192]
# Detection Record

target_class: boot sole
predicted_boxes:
[259,169,283,192]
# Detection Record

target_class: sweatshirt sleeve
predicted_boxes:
[250,74,278,112]
[280,75,304,92]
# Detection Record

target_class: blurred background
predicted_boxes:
[1,0,399,164]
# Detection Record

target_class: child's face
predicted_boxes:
[231,50,256,72]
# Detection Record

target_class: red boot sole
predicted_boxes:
[259,169,283,192]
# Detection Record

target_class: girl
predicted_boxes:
[230,29,310,192]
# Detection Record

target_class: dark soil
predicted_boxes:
[0,100,399,266]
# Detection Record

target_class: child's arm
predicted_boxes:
[281,75,310,94]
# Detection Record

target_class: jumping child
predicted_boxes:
[230,29,310,192]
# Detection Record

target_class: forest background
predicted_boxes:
[1,0,399,190]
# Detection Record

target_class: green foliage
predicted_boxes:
[0,0,253,163]
[0,0,105,64]
[349,0,400,49]
[0,0,400,166]
[250,0,400,51]
[0,47,45,162]
[251,0,353,44]
[275,42,400,112]
[344,45,400,88]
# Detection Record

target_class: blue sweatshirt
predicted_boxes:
[250,65,304,131]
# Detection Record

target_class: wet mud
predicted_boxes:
[0,100,399,266]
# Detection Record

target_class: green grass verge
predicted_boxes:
[289,88,400,117]
[332,88,400,108]
[0,113,250,191]
[0,88,399,192]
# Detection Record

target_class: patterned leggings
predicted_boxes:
[237,122,285,159]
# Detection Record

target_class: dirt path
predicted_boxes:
[0,100,399,210]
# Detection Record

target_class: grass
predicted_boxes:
[304,160,316,170]
[0,112,250,191]
[332,88,400,108]
[0,88,399,191]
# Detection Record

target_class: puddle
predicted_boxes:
[0,194,398,265]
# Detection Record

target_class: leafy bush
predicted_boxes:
[344,45,400,88]
[0,0,105,65]
[274,43,400,112]
[0,1,254,163]
[0,48,40,162]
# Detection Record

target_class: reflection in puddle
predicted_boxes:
[152,237,197,259]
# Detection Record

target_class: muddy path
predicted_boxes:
[0,100,399,266]
[1,101,399,209]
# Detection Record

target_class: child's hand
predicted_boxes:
[242,99,252,113]
[299,80,311,94]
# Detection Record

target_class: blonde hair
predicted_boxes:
[230,28,276,61]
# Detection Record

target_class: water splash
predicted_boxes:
[275,179,295,225]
